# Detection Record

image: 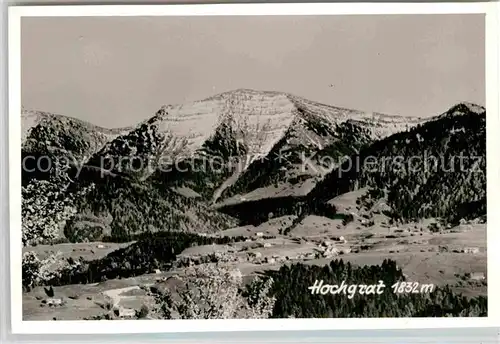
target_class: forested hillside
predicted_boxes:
[267,259,487,318]
[307,103,486,224]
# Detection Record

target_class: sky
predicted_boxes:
[21,14,485,128]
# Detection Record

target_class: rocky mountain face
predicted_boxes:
[86,89,423,204]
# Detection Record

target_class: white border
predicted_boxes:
[8,3,500,334]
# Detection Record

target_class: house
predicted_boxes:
[463,247,480,254]
[469,272,486,281]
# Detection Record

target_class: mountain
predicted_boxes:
[26,90,470,243]
[20,109,237,244]
[22,109,130,159]
[305,102,486,224]
[85,89,423,204]
[21,109,131,184]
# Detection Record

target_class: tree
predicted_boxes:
[22,179,76,246]
[147,263,276,319]
[22,251,61,290]
[22,179,95,246]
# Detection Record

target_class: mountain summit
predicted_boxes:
[86,89,424,203]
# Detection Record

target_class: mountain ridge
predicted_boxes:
[305,101,486,224]
[86,88,427,203]
[21,90,485,241]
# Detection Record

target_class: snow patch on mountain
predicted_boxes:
[148,89,424,163]
[155,89,298,164]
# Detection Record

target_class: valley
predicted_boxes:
[22,208,487,320]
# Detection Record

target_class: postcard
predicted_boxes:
[8,3,500,334]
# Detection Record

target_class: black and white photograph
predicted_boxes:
[8,3,499,332]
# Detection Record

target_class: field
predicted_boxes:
[22,190,487,320]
